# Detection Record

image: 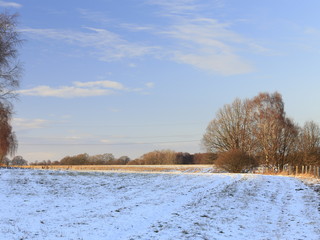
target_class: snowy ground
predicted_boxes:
[0,169,319,240]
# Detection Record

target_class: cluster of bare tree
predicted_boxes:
[30,153,131,166]
[0,12,21,165]
[202,92,320,171]
[2,155,27,166]
[128,150,216,165]
[27,151,216,166]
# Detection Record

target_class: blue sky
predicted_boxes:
[2,0,320,162]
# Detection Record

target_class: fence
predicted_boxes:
[292,165,320,178]
[257,165,320,178]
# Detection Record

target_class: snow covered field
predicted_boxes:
[0,169,319,240]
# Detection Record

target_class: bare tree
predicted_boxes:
[176,152,194,164]
[0,12,22,161]
[60,153,90,165]
[2,156,10,166]
[277,117,299,168]
[117,156,130,165]
[203,92,299,170]
[0,103,17,162]
[89,153,115,164]
[248,92,298,169]
[298,121,320,166]
[202,98,255,154]
[0,12,22,101]
[11,155,27,165]
[139,150,177,165]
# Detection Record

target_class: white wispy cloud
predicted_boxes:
[20,0,266,76]
[160,17,254,74]
[305,27,320,37]
[100,139,112,144]
[147,2,257,75]
[73,80,125,90]
[0,1,21,8]
[120,23,154,32]
[163,18,240,46]
[77,8,112,25]
[19,80,153,98]
[19,85,110,98]
[147,0,201,15]
[174,52,252,75]
[78,9,154,32]
[145,82,155,88]
[21,27,157,62]
[13,118,48,131]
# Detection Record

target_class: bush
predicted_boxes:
[193,153,217,164]
[215,149,258,173]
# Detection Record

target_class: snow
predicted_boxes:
[0,169,319,240]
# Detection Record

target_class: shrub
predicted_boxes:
[193,153,217,164]
[215,149,258,173]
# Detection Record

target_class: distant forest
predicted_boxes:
[26,151,217,166]
[10,151,215,166]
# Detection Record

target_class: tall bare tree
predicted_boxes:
[277,117,299,168]
[248,92,298,169]
[0,12,22,162]
[298,121,320,166]
[202,98,255,154]
[203,92,299,170]
[0,12,22,101]
[0,103,17,162]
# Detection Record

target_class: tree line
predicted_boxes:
[202,92,320,172]
[128,150,216,165]
[30,153,130,166]
[26,151,216,166]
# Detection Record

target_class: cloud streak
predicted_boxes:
[21,27,157,62]
[19,80,154,98]
[145,0,262,75]
[21,0,267,75]
[154,16,255,75]
[13,118,48,131]
[0,1,21,8]
[147,0,201,16]
[163,17,255,74]
[19,85,111,98]
[73,80,125,90]
[146,1,258,74]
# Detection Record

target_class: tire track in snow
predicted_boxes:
[106,174,234,240]
[129,174,320,240]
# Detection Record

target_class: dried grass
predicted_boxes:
[18,164,215,173]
